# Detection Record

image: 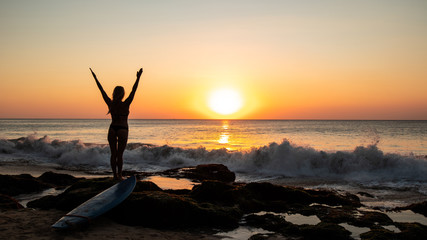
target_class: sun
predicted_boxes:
[208,88,243,115]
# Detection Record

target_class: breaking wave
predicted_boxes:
[1,135,426,183]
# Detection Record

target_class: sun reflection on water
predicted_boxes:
[144,176,198,190]
[218,134,229,144]
[218,121,230,144]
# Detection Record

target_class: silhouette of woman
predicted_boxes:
[90,68,143,180]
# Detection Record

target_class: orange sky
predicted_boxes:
[1,1,426,120]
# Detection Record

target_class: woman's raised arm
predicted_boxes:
[125,68,142,104]
[90,68,111,105]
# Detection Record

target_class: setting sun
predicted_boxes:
[208,89,243,115]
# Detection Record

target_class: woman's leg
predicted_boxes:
[108,128,118,179]
[116,129,129,180]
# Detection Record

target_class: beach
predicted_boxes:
[0,209,221,240]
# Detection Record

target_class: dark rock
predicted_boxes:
[16,173,33,179]
[245,213,351,240]
[0,172,84,196]
[0,194,23,209]
[234,183,309,212]
[110,191,242,229]
[358,191,375,198]
[164,189,192,195]
[248,233,289,240]
[361,223,427,240]
[241,182,312,204]
[305,189,361,207]
[245,213,293,232]
[194,181,311,212]
[353,211,393,227]
[28,177,116,210]
[37,171,81,187]
[162,164,236,183]
[288,205,319,217]
[395,222,427,240]
[236,182,359,213]
[196,182,361,214]
[398,201,427,218]
[0,174,50,196]
[133,180,162,192]
[299,222,352,240]
[314,206,356,224]
[190,180,235,204]
[360,228,395,240]
[310,205,392,228]
[239,183,361,209]
[191,164,236,182]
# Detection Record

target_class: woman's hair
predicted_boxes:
[107,86,125,115]
[112,86,125,102]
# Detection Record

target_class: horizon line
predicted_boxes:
[0,118,426,121]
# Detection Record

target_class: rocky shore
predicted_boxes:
[1,164,427,240]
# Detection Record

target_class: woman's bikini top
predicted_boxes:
[109,101,130,128]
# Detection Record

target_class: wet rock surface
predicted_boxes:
[0,171,80,196]
[397,201,427,217]
[37,171,81,188]
[137,163,236,183]
[110,191,242,229]
[360,222,427,240]
[0,174,51,196]
[245,213,352,240]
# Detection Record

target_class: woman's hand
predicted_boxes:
[136,68,143,79]
[90,68,97,79]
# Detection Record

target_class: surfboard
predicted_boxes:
[52,175,137,229]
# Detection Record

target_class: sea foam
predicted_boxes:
[1,135,427,189]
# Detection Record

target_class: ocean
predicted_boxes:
[1,119,426,208]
